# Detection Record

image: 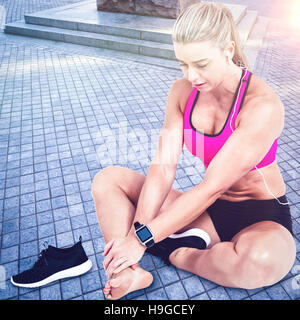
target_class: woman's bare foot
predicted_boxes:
[103,266,153,300]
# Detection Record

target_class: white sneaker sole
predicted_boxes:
[10,259,92,288]
[168,228,211,247]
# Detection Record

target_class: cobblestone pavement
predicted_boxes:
[0,1,299,300]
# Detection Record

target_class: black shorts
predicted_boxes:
[206,194,294,242]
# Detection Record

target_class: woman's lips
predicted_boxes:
[195,83,206,87]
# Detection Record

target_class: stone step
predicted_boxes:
[23,14,173,45]
[243,16,270,70]
[223,3,248,25]
[4,1,267,70]
[4,19,176,60]
[244,15,270,49]
[237,10,258,47]
[21,1,247,45]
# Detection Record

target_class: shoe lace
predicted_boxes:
[33,241,49,269]
[20,242,50,283]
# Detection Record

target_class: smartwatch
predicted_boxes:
[134,222,155,248]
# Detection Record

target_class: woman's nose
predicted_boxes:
[187,67,202,83]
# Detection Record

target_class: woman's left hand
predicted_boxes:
[102,234,146,278]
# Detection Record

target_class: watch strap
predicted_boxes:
[145,238,155,248]
[134,221,141,230]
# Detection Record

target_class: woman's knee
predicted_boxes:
[234,233,295,289]
[91,165,123,196]
[235,249,275,289]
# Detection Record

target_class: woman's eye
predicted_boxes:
[196,64,207,68]
[179,64,207,68]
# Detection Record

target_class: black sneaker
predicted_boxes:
[146,228,210,265]
[11,236,92,288]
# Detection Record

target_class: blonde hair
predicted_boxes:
[172,2,249,69]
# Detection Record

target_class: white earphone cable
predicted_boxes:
[229,69,290,206]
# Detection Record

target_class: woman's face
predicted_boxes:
[174,40,230,91]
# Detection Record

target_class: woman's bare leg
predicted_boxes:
[91,167,153,300]
[91,165,221,298]
[169,221,296,289]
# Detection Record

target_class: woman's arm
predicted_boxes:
[127,79,186,235]
[147,98,283,243]
[146,179,220,243]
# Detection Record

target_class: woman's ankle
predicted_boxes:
[112,263,141,279]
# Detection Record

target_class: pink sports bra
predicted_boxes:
[183,68,278,171]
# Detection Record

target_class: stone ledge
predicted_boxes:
[97,0,200,19]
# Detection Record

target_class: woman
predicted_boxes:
[91,2,296,300]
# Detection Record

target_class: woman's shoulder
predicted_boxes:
[172,78,194,114]
[240,73,284,118]
[237,73,285,135]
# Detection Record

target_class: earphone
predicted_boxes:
[226,51,233,65]
[229,69,290,206]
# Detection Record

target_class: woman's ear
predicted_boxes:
[224,41,235,58]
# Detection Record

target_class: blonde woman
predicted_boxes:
[91,2,296,300]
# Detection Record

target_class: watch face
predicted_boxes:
[136,227,152,242]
